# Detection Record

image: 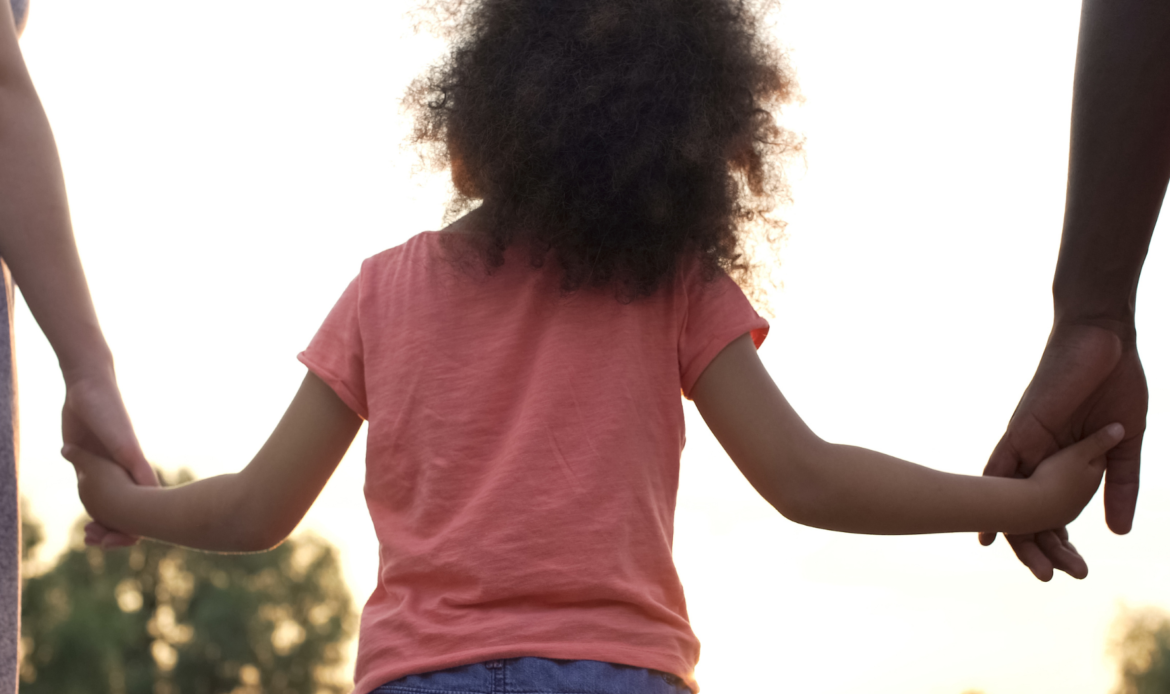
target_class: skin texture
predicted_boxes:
[981,0,1169,581]
[0,0,155,550]
[66,372,362,552]
[981,324,1147,581]
[66,335,1120,552]
[691,335,1122,537]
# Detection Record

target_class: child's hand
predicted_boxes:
[61,443,140,540]
[1026,423,1124,529]
[63,372,159,547]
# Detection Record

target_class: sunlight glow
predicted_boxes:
[14,2,1170,693]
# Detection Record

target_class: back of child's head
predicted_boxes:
[406,0,799,301]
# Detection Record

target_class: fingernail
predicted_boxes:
[1107,423,1125,438]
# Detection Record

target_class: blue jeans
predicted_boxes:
[371,658,691,694]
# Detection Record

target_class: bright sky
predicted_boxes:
[14,1,1170,693]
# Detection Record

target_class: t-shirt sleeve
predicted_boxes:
[678,267,769,399]
[298,275,369,419]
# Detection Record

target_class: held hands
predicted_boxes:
[982,322,1147,580]
[61,442,139,536]
[61,370,159,547]
[1023,422,1123,533]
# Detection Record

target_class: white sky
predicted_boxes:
[14,1,1170,693]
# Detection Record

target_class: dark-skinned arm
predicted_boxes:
[981,0,1168,580]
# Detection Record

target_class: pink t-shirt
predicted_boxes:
[299,231,767,694]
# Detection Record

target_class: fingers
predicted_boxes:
[126,459,160,488]
[978,531,996,547]
[1002,528,1088,581]
[101,531,139,548]
[1004,534,1055,582]
[62,442,146,487]
[85,404,154,487]
[982,435,1023,479]
[83,522,138,548]
[1036,529,1087,579]
[1064,423,1125,469]
[61,442,116,473]
[61,442,94,473]
[84,522,106,546]
[63,380,157,487]
[1104,431,1143,535]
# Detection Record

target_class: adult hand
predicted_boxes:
[980,321,1147,581]
[61,367,158,547]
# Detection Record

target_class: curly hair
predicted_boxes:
[404,0,799,302]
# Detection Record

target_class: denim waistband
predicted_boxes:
[371,657,690,694]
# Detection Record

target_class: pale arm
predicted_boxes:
[0,1,153,488]
[65,371,364,552]
[692,335,1121,536]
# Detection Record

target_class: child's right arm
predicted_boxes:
[63,372,364,553]
[691,334,1123,537]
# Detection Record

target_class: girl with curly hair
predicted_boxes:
[65,0,1122,692]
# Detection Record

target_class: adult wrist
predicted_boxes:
[1051,284,1137,343]
[58,339,116,388]
[1050,308,1137,344]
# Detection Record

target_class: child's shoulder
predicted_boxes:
[362,211,484,274]
[357,231,444,276]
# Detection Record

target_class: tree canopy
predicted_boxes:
[19,472,357,694]
[1112,606,1170,694]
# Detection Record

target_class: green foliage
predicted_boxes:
[19,498,43,565]
[1111,606,1170,694]
[19,471,357,694]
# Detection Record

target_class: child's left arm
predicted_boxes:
[63,371,364,552]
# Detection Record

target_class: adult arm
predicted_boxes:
[0,1,154,491]
[980,0,1169,580]
[692,335,1121,537]
[65,372,364,552]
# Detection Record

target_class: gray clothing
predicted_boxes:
[3,0,28,687]
[0,261,16,694]
[4,2,30,688]
[9,0,27,35]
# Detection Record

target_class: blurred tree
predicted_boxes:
[1111,606,1170,694]
[20,498,43,564]
[19,470,357,694]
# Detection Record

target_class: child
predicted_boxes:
[63,0,1123,692]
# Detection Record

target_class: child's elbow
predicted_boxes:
[225,499,295,552]
[763,441,833,528]
[772,485,831,529]
[252,512,300,551]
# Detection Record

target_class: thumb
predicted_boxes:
[88,416,154,486]
[61,443,99,474]
[61,443,123,478]
[66,395,157,487]
[124,456,159,488]
[1064,423,1125,469]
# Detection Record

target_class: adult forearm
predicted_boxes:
[780,443,1043,536]
[1052,0,1170,329]
[0,27,111,380]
